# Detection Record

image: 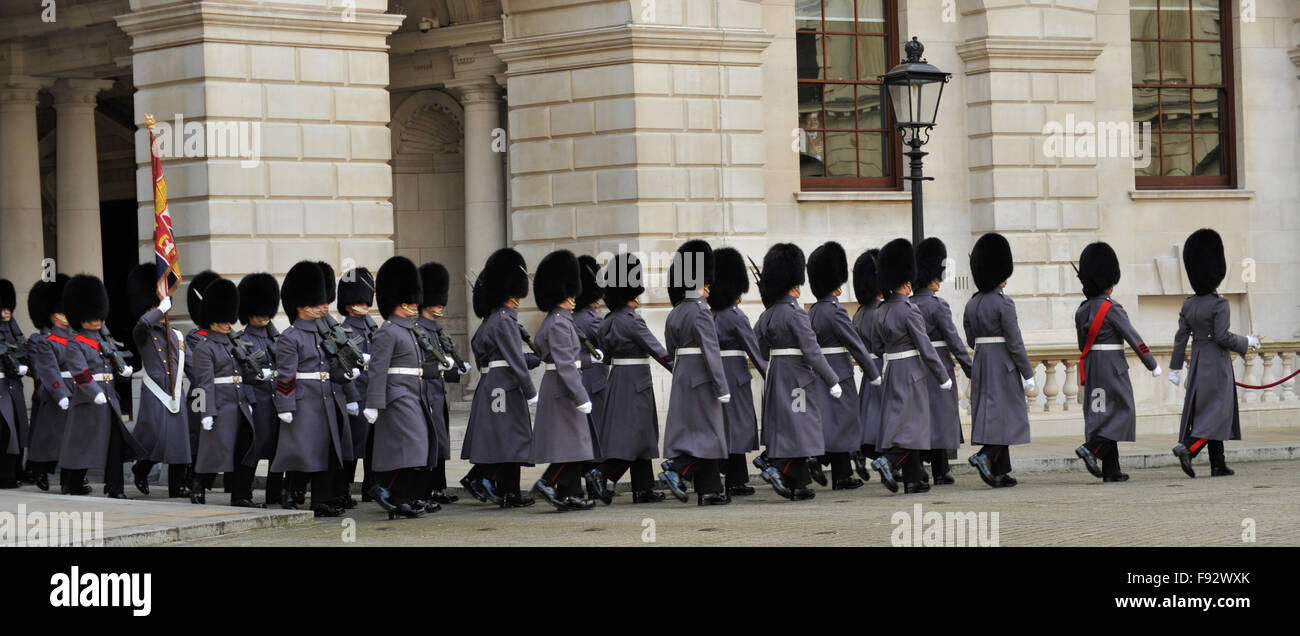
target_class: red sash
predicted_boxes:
[74,334,101,351]
[47,334,68,346]
[1078,299,1112,384]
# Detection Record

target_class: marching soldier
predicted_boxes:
[807,242,880,489]
[237,273,284,503]
[416,262,465,506]
[0,279,29,488]
[1169,229,1258,478]
[184,270,222,480]
[57,275,142,497]
[964,233,1035,488]
[851,249,884,465]
[659,240,731,506]
[461,248,537,508]
[272,261,354,517]
[753,243,840,500]
[337,267,377,502]
[24,275,72,491]
[126,264,191,498]
[586,253,673,504]
[912,238,972,484]
[364,256,443,519]
[191,279,264,507]
[318,261,359,509]
[529,250,601,511]
[709,247,766,496]
[573,254,608,499]
[1073,242,1161,482]
[868,239,951,494]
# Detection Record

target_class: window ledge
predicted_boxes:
[796,190,912,202]
[1128,189,1255,201]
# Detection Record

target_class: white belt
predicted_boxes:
[61,371,73,378]
[974,337,1006,345]
[868,353,880,360]
[821,346,848,355]
[720,350,748,358]
[478,360,512,374]
[296,372,331,381]
[543,361,582,371]
[881,349,919,375]
[214,375,243,385]
[1090,344,1125,351]
[142,330,186,413]
[769,348,803,357]
[609,357,651,366]
[92,373,114,382]
[0,373,4,379]
[388,367,423,377]
[930,341,948,348]
[675,347,702,356]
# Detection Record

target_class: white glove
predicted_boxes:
[527,394,539,406]
[158,296,172,314]
[362,352,372,364]
[1022,377,1036,392]
[58,397,70,410]
[829,384,843,399]
[592,348,605,363]
[439,359,455,371]
[1151,364,1162,378]
[363,408,379,424]
[718,393,732,404]
[577,401,592,414]
[939,378,953,391]
[17,364,28,376]
[458,361,472,375]
[1168,370,1181,386]
[346,402,359,416]
[278,412,293,424]
[93,392,107,405]
[1247,334,1261,350]
[257,368,272,381]
[870,375,882,386]
[120,365,133,377]
[346,367,360,380]
[201,416,214,431]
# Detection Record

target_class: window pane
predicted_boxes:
[799,129,825,177]
[856,0,886,34]
[1160,1,1190,39]
[823,34,854,80]
[824,0,855,33]
[1160,134,1193,176]
[795,0,821,31]
[857,35,889,79]
[1192,0,1221,39]
[1192,88,1220,132]
[823,131,859,177]
[823,84,856,129]
[1161,41,1192,84]
[857,84,883,129]
[1137,134,1161,176]
[857,133,887,177]
[1192,42,1223,85]
[1130,0,1158,38]
[1159,88,1192,131]
[1193,133,1223,176]
[1132,41,1159,83]
[1133,87,1160,132]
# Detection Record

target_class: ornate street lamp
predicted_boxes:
[881,37,951,246]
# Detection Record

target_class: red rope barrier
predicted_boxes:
[1235,367,1300,390]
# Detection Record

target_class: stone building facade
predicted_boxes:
[1,0,1297,429]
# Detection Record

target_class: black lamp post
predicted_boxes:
[881,37,951,246]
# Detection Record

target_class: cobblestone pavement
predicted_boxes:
[168,460,1299,547]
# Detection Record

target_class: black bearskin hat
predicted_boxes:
[472,248,529,319]
[576,255,602,308]
[708,247,750,311]
[852,249,880,304]
[282,260,329,318]
[1182,228,1226,295]
[237,273,280,325]
[1078,242,1120,298]
[317,261,336,303]
[419,262,450,309]
[759,243,805,308]
[126,263,161,324]
[0,279,14,312]
[186,270,221,326]
[970,233,1014,293]
[376,256,423,320]
[201,279,239,326]
[27,275,70,330]
[807,241,848,299]
[914,237,947,287]
[337,267,375,314]
[667,239,713,306]
[876,238,916,294]
[535,250,582,313]
[602,252,645,308]
[63,274,109,327]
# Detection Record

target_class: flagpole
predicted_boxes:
[147,114,176,382]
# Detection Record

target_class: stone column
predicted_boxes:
[52,78,116,278]
[0,75,54,333]
[446,75,506,326]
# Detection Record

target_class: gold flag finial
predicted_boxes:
[145,114,156,130]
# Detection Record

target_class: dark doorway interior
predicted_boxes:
[100,197,138,417]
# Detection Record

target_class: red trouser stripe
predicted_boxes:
[1189,438,1207,453]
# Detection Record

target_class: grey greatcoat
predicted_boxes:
[1,320,29,453]
[462,307,535,464]
[531,309,598,464]
[271,319,352,473]
[239,324,280,460]
[58,330,144,470]
[596,306,669,461]
[417,315,453,464]
[851,299,884,449]
[713,304,767,454]
[193,331,258,473]
[663,292,729,460]
[1075,296,1158,442]
[913,288,973,451]
[340,314,376,458]
[963,289,1033,446]
[1169,293,1247,441]
[870,293,950,451]
[754,295,839,459]
[808,295,880,452]
[184,327,209,456]
[26,327,73,462]
[130,308,190,463]
[367,316,438,472]
[573,305,608,451]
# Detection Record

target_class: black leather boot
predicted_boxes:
[632,489,666,503]
[1075,445,1103,479]
[1172,444,1196,478]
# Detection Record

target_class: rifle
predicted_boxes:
[231,331,269,381]
[264,322,281,365]
[0,322,27,376]
[437,331,469,372]
[412,324,453,370]
[315,315,365,374]
[746,255,764,285]
[98,326,133,375]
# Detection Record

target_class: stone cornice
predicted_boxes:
[115,1,405,53]
[492,23,773,75]
[957,38,1104,74]
[389,19,504,55]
